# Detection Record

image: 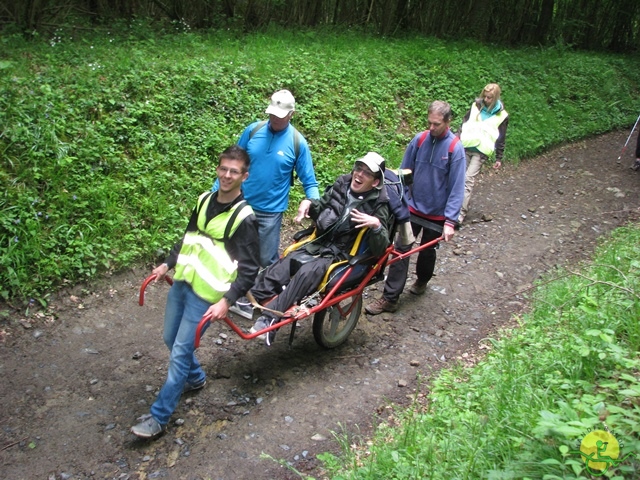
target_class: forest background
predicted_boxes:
[2,0,640,51]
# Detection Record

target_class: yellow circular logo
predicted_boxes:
[579,430,620,473]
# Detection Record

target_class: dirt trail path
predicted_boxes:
[1,131,638,480]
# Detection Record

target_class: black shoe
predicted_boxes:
[229,296,253,319]
[632,159,640,171]
[265,317,280,346]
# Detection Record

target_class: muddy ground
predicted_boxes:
[1,131,639,480]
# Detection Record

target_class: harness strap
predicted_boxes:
[195,194,249,242]
[223,200,248,241]
[417,130,460,159]
[409,213,443,234]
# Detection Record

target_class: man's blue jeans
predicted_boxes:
[150,280,209,426]
[254,210,283,268]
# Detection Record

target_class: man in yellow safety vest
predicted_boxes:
[131,145,260,439]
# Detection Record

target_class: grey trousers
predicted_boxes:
[461,151,487,218]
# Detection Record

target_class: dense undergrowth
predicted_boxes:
[318,225,640,479]
[2,25,640,302]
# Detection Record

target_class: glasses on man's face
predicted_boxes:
[217,166,244,177]
[353,165,375,179]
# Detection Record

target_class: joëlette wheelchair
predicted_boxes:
[138,171,444,349]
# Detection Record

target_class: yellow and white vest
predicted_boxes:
[460,103,508,156]
[174,193,252,303]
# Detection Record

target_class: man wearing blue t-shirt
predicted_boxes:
[215,90,320,268]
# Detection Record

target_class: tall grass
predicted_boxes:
[320,224,640,479]
[2,25,640,302]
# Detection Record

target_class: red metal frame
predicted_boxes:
[139,236,442,348]
[138,274,173,306]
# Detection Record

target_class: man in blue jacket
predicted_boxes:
[215,89,320,268]
[365,100,466,315]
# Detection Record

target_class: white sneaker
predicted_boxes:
[250,316,270,340]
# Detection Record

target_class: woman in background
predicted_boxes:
[458,83,509,223]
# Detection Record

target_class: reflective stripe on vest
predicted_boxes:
[174,194,252,303]
[460,103,508,156]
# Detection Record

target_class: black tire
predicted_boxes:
[312,294,362,349]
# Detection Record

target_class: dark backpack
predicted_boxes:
[249,120,302,186]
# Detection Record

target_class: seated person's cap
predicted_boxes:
[354,152,386,189]
[354,152,386,175]
[265,90,296,118]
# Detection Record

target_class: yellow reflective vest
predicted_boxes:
[460,103,508,157]
[174,193,253,304]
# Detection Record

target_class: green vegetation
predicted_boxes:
[1,26,640,302]
[2,25,639,479]
[319,225,640,479]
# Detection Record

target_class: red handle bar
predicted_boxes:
[139,274,173,306]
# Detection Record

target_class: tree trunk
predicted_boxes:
[222,0,236,18]
[608,0,638,52]
[537,0,555,44]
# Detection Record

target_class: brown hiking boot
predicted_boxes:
[409,280,428,295]
[365,298,398,315]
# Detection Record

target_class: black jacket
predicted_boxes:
[306,174,393,259]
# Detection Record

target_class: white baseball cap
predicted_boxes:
[354,152,386,189]
[354,152,386,175]
[265,89,296,118]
